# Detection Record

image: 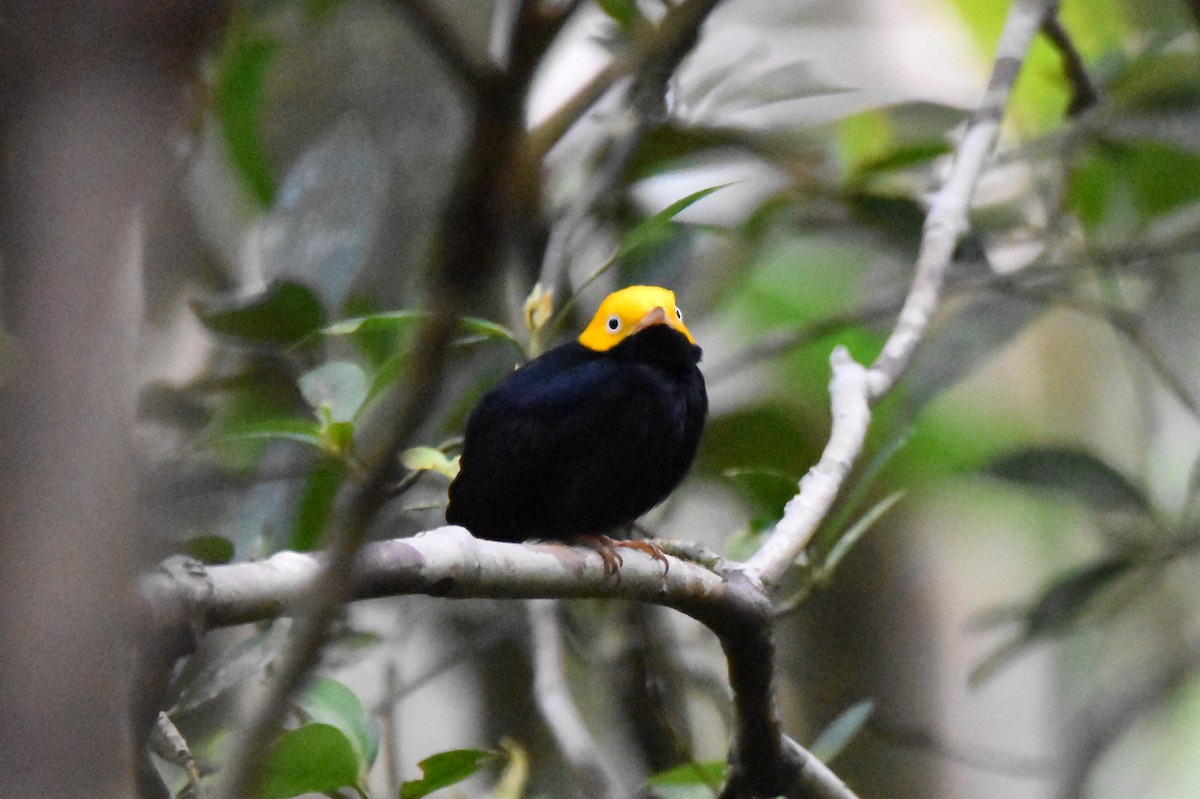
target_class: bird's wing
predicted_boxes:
[465,351,627,461]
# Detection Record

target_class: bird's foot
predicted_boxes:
[578,534,624,578]
[616,539,670,576]
[577,535,669,579]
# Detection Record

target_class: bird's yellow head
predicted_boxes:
[577,285,696,352]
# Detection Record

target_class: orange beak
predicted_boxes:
[631,306,668,334]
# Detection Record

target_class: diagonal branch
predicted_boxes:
[739,0,1059,594]
[1039,10,1099,117]
[526,0,726,163]
[212,3,552,795]
[741,349,870,589]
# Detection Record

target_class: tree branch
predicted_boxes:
[735,0,1058,595]
[141,532,844,799]
[868,0,1054,398]
[526,0,726,163]
[741,349,871,590]
[1039,10,1098,117]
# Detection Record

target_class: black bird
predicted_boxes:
[446,285,707,570]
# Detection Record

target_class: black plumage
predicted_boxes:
[446,293,706,546]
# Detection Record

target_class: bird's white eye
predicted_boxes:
[606,315,621,333]
[675,307,684,321]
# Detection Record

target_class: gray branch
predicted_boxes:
[140,529,846,799]
[739,0,1059,595]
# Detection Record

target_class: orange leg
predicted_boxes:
[577,534,623,577]
[577,534,669,578]
[616,539,670,576]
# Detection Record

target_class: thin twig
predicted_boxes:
[148,712,203,791]
[1040,11,1099,116]
[740,349,871,589]
[213,0,550,789]
[526,0,726,163]
[380,661,402,799]
[868,0,1054,398]
[741,0,1057,591]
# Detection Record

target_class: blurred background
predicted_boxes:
[2,0,1200,797]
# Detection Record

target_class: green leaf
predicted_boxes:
[595,0,643,29]
[459,316,522,349]
[323,311,522,374]
[215,20,278,207]
[984,447,1149,513]
[646,760,725,787]
[819,492,904,578]
[193,282,326,347]
[851,140,952,183]
[325,420,356,457]
[324,311,518,347]
[400,749,495,799]
[260,723,361,799]
[628,124,767,180]
[181,535,235,565]
[289,458,345,551]
[1023,556,1137,638]
[295,677,378,770]
[971,555,1138,684]
[1120,142,1200,221]
[1107,52,1200,114]
[322,310,428,337]
[615,185,729,262]
[213,417,325,450]
[700,405,816,518]
[1067,152,1118,231]
[810,700,874,763]
[299,361,368,423]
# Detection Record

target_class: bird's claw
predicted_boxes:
[578,535,669,580]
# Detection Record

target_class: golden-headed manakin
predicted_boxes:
[446,286,707,561]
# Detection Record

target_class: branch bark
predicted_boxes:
[739,0,1059,597]
[141,531,843,798]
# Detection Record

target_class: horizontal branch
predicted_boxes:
[141,528,847,798]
